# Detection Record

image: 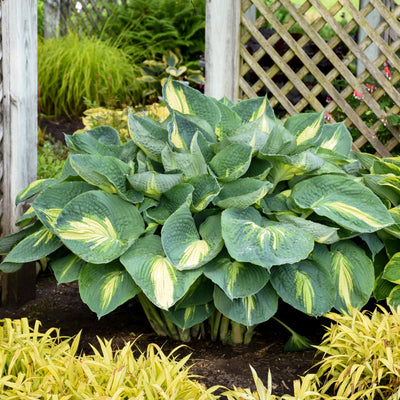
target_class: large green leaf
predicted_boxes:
[213,283,278,326]
[330,240,375,312]
[31,181,96,233]
[0,221,42,255]
[2,225,62,263]
[163,303,216,330]
[382,253,400,284]
[231,97,268,122]
[387,286,400,309]
[209,143,252,182]
[84,125,121,146]
[211,97,242,138]
[79,261,140,318]
[261,120,296,155]
[15,179,60,205]
[69,154,143,203]
[318,122,352,156]
[186,174,221,211]
[221,208,314,270]
[161,204,223,270]
[384,207,400,239]
[204,250,270,299]
[363,174,400,206]
[174,275,214,309]
[213,178,272,209]
[65,131,112,156]
[291,175,394,233]
[127,171,182,200]
[162,78,220,128]
[270,260,335,316]
[55,191,145,264]
[51,253,86,284]
[128,110,168,162]
[120,235,203,310]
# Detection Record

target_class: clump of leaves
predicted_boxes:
[0,80,395,345]
[314,306,400,400]
[138,49,204,100]
[0,318,218,399]
[38,32,141,117]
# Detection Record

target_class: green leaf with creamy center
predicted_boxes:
[15,178,60,205]
[382,253,400,284]
[55,191,145,264]
[328,241,375,312]
[162,204,223,270]
[120,235,203,310]
[318,122,352,156]
[213,283,278,326]
[79,261,140,318]
[51,253,86,284]
[204,250,270,300]
[32,181,96,233]
[291,175,394,233]
[221,208,314,270]
[270,260,335,316]
[186,174,221,212]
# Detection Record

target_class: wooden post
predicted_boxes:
[1,0,38,305]
[205,0,241,101]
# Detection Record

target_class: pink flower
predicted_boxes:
[372,132,377,137]
[365,83,376,93]
[353,90,363,100]
[324,112,331,121]
[326,96,332,103]
[384,66,392,80]
[381,115,387,126]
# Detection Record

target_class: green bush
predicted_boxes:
[100,0,205,64]
[0,80,395,345]
[38,32,141,117]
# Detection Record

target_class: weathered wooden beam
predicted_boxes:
[205,0,241,101]
[1,0,38,305]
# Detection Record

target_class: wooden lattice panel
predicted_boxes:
[68,0,127,35]
[240,0,400,156]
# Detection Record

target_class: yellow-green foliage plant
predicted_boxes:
[38,32,141,117]
[314,306,400,400]
[77,103,170,141]
[0,318,218,399]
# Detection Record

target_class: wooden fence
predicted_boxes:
[206,0,400,156]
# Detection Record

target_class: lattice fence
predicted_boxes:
[240,0,400,156]
[66,0,127,35]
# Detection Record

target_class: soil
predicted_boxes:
[0,117,328,398]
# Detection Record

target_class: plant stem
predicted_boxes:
[210,311,222,342]
[243,325,257,344]
[230,321,246,344]
[137,292,169,337]
[219,316,230,344]
[178,328,191,343]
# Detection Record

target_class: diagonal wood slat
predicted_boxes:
[240,0,400,156]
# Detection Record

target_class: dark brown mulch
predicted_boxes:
[0,273,326,397]
[39,116,84,143]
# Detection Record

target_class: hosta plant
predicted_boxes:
[0,80,395,344]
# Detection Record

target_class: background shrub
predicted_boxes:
[38,33,141,117]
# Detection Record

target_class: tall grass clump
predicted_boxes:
[38,33,141,117]
[100,0,205,64]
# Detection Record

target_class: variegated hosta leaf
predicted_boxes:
[55,191,145,264]
[79,261,140,318]
[284,111,325,151]
[3,225,62,263]
[330,240,375,312]
[31,181,95,233]
[174,275,214,309]
[261,119,296,156]
[362,174,400,206]
[15,178,60,205]
[168,110,216,151]
[387,286,400,309]
[318,122,352,156]
[51,253,86,284]
[127,171,183,200]
[69,154,143,204]
[213,283,278,326]
[211,97,242,139]
[161,204,223,270]
[384,207,400,239]
[162,303,216,330]
[209,143,252,182]
[120,235,203,310]
[204,250,270,299]
[16,206,36,227]
[65,131,112,156]
[374,272,396,301]
[231,96,268,123]
[162,78,221,128]
[243,158,272,180]
[249,96,276,121]
[382,253,400,284]
[353,152,380,171]
[84,125,121,146]
[261,151,324,187]
[186,174,221,211]
[0,262,23,273]
[161,145,208,179]
[0,221,42,255]
[213,178,272,209]
[221,208,314,270]
[145,183,193,224]
[128,110,168,162]
[291,175,394,233]
[270,260,335,316]
[371,159,400,175]
[276,214,340,244]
